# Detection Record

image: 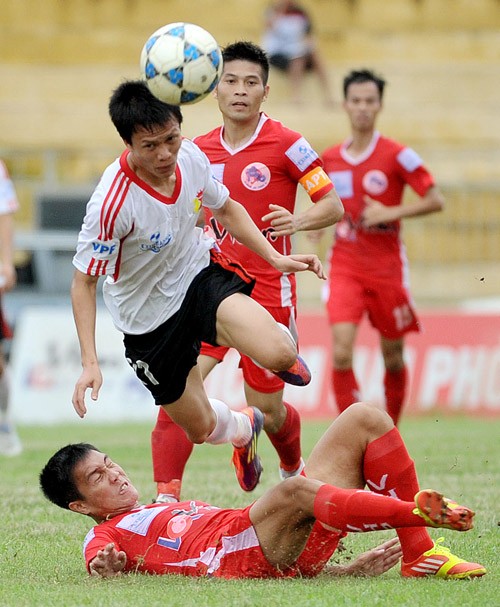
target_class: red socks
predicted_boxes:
[151,408,194,497]
[153,401,302,495]
[363,427,418,500]
[332,367,407,424]
[384,367,407,425]
[332,368,360,412]
[313,484,426,532]
[266,401,302,471]
[363,427,433,562]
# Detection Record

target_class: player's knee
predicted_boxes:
[275,475,316,512]
[185,430,209,444]
[263,404,287,434]
[382,341,404,370]
[261,339,296,372]
[333,345,353,369]
[184,420,216,444]
[385,358,404,373]
[345,402,393,435]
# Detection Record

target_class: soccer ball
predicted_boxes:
[140,22,222,105]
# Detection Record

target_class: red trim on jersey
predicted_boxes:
[119,150,182,205]
[100,172,130,239]
[86,167,130,275]
[112,227,133,282]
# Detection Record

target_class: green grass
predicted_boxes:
[1,415,498,607]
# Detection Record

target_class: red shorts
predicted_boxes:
[326,271,420,339]
[200,306,297,393]
[209,505,290,578]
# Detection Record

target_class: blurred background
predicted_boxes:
[1,0,499,307]
[1,0,499,421]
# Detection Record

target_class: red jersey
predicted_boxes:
[82,501,341,579]
[194,113,333,307]
[322,132,434,281]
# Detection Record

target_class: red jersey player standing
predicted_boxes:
[151,41,343,502]
[321,69,444,425]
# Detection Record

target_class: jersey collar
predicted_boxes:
[219,112,269,155]
[119,149,182,204]
[340,131,381,165]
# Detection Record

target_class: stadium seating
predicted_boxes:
[1,0,499,301]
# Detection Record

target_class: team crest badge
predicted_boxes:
[241,162,270,191]
[362,170,388,195]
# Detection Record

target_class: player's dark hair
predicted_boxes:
[109,80,183,144]
[40,443,100,510]
[222,41,270,85]
[343,69,386,100]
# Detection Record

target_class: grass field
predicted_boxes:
[1,415,498,607]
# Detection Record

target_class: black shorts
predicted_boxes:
[123,254,254,406]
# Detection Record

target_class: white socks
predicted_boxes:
[205,398,252,447]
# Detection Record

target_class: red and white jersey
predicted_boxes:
[73,139,229,334]
[83,501,341,579]
[0,160,19,216]
[194,113,333,308]
[322,132,434,281]
[83,501,252,577]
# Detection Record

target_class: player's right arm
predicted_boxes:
[212,196,325,279]
[71,269,101,418]
[262,190,344,237]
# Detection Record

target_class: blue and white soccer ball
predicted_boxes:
[140,22,222,105]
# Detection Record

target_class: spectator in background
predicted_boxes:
[262,0,335,106]
[321,69,445,425]
[0,159,21,456]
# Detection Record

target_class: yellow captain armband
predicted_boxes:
[299,166,332,197]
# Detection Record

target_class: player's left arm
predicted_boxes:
[323,537,402,577]
[361,185,444,228]
[262,189,344,237]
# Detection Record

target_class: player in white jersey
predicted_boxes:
[71,80,325,491]
[151,41,344,501]
[0,159,21,457]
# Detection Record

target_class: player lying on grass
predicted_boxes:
[40,403,486,580]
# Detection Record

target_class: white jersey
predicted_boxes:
[0,160,19,215]
[73,139,229,334]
